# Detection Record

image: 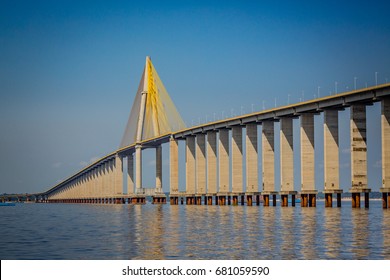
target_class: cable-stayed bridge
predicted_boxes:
[4,57,390,209]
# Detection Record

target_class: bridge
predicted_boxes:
[6,57,390,208]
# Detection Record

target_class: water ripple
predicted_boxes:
[0,201,388,259]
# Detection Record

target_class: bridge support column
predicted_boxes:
[337,193,342,207]
[170,197,178,205]
[246,124,258,194]
[352,193,361,208]
[152,196,166,204]
[300,113,317,206]
[262,121,278,207]
[232,195,238,206]
[325,193,332,207]
[169,137,179,197]
[350,104,371,207]
[127,153,134,195]
[382,193,388,208]
[232,126,243,194]
[324,110,343,206]
[291,194,296,207]
[207,131,218,195]
[263,195,269,207]
[186,136,196,195]
[219,129,230,193]
[196,134,206,195]
[262,121,275,195]
[135,145,143,192]
[281,195,288,207]
[218,195,226,205]
[114,155,123,197]
[247,195,253,206]
[301,194,308,207]
[156,145,162,191]
[280,118,295,207]
[380,98,390,208]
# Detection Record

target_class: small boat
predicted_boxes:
[0,202,16,206]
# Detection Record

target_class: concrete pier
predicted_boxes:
[323,109,343,207]
[196,134,206,195]
[186,136,196,194]
[262,121,277,206]
[207,131,218,195]
[127,153,134,194]
[169,137,179,202]
[246,124,258,192]
[280,117,297,206]
[380,98,390,208]
[350,104,371,208]
[114,155,123,196]
[156,145,162,190]
[219,129,230,193]
[300,113,317,207]
[135,146,142,191]
[232,126,243,193]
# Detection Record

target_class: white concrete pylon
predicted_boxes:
[169,137,179,193]
[262,121,275,192]
[280,118,294,192]
[207,131,218,194]
[324,110,339,190]
[127,153,134,194]
[196,134,206,194]
[350,104,367,189]
[218,129,230,193]
[186,136,196,194]
[382,98,390,189]
[232,126,243,193]
[300,113,315,191]
[246,123,258,193]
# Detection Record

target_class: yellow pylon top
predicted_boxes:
[120,57,186,147]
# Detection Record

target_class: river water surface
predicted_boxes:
[1,201,389,259]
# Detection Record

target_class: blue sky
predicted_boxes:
[1,0,389,194]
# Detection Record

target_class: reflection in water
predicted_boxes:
[383,210,390,259]
[323,208,342,259]
[300,208,319,259]
[351,209,370,259]
[260,207,276,258]
[0,201,388,259]
[132,205,166,259]
[280,207,297,259]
